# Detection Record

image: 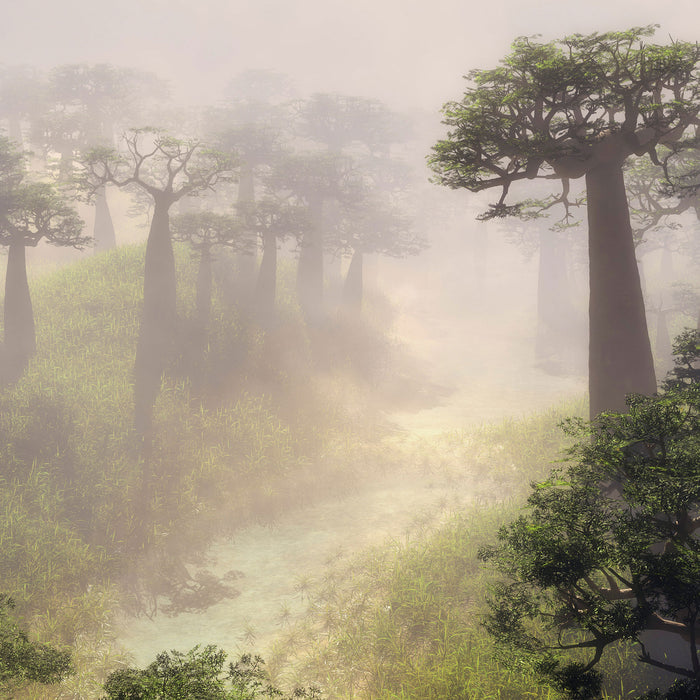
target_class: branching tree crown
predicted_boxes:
[430,26,700,215]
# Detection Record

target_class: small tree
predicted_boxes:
[235,197,310,317]
[479,329,700,697]
[170,211,251,328]
[430,26,700,418]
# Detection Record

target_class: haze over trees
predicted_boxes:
[0,137,86,381]
[430,25,700,418]
[80,129,235,436]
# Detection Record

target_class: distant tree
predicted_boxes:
[207,120,285,298]
[33,64,170,250]
[80,129,234,436]
[479,329,700,698]
[236,197,310,317]
[170,211,251,329]
[0,138,86,380]
[336,195,425,313]
[0,65,45,146]
[297,92,409,156]
[266,151,355,323]
[430,26,700,418]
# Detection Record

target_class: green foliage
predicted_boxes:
[429,25,700,218]
[102,646,320,700]
[266,403,585,699]
[0,593,73,693]
[479,329,700,696]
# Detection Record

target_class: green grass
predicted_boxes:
[0,243,400,694]
[264,399,671,699]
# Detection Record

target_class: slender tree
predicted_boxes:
[80,129,234,435]
[236,197,310,317]
[430,26,700,418]
[170,211,251,329]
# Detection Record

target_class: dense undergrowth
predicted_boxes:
[0,243,397,697]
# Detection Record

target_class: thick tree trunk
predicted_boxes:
[586,161,656,419]
[341,249,363,314]
[93,185,116,253]
[134,197,176,435]
[3,238,35,380]
[236,164,257,298]
[297,197,324,323]
[255,229,277,317]
[196,245,212,329]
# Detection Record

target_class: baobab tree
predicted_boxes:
[80,129,235,435]
[0,138,86,381]
[235,197,310,317]
[430,26,700,418]
[170,211,252,329]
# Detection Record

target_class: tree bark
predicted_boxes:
[93,185,116,253]
[236,164,257,298]
[297,196,324,323]
[196,245,212,329]
[341,249,363,314]
[255,229,277,317]
[3,238,35,380]
[134,196,176,435]
[586,161,656,418]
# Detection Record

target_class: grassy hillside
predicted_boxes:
[0,243,396,695]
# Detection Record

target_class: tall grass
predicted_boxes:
[266,399,669,700]
[0,243,402,696]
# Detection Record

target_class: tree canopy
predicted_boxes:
[430,26,700,215]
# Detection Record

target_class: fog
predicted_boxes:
[2,1,700,697]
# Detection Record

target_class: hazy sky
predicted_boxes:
[3,0,700,114]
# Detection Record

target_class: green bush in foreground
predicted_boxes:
[0,594,73,694]
[102,647,320,700]
[480,330,700,698]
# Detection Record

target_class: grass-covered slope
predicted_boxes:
[0,243,395,695]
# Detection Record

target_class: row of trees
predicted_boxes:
[0,65,427,440]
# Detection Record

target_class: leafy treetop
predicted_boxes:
[430,26,700,218]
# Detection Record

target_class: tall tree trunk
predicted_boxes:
[297,197,324,323]
[3,238,35,380]
[255,229,277,317]
[196,245,212,329]
[134,197,176,436]
[59,144,73,183]
[93,185,116,253]
[236,164,257,298]
[341,249,363,314]
[7,116,22,148]
[586,161,656,419]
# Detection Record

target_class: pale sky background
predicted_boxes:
[2,0,699,116]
